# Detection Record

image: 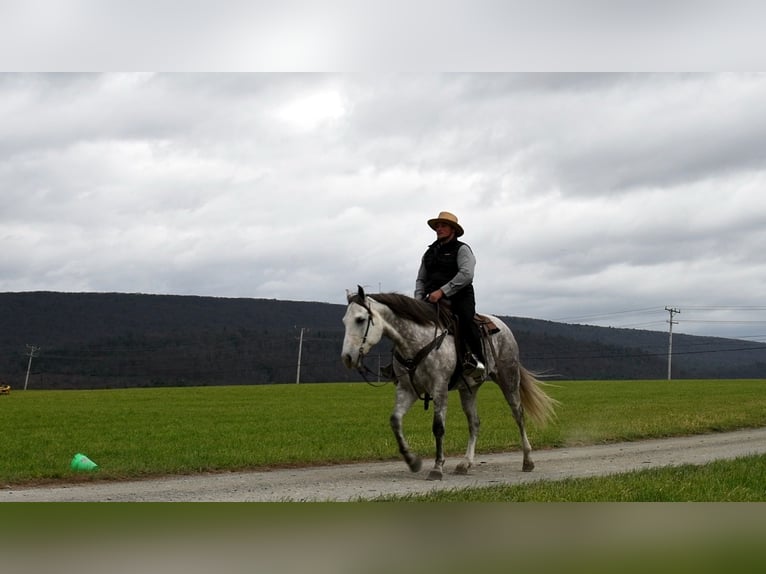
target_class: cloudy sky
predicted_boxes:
[3,73,766,340]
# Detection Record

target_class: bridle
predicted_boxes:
[356,298,376,364]
[351,298,391,388]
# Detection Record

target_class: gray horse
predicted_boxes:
[341,286,558,481]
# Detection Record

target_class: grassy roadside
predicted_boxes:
[1,379,765,485]
[374,453,766,501]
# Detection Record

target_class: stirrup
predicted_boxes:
[462,356,485,382]
[471,360,486,381]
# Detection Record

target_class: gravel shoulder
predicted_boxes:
[3,428,765,502]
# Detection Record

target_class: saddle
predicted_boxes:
[444,314,500,391]
[474,313,501,335]
[441,311,499,350]
[437,298,500,336]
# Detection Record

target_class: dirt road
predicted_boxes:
[3,428,765,501]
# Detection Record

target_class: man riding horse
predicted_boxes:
[415,211,486,382]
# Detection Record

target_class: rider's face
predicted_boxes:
[434,222,456,242]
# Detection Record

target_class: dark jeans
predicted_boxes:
[447,291,485,363]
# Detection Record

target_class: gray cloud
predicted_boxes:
[2,73,766,340]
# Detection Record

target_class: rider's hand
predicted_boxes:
[427,289,444,303]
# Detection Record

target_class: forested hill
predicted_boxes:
[1,292,764,390]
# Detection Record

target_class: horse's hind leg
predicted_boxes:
[390,386,422,473]
[498,365,535,472]
[455,384,480,475]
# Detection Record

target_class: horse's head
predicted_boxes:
[341,285,385,369]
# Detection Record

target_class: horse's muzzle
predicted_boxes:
[341,352,357,370]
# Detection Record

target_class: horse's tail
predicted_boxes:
[519,364,559,427]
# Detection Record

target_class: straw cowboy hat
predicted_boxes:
[427,211,464,237]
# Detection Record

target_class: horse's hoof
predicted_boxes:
[454,462,471,475]
[427,469,443,481]
[408,456,423,473]
[522,460,535,472]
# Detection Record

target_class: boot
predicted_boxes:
[462,354,485,383]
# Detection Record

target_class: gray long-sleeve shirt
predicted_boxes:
[414,243,476,299]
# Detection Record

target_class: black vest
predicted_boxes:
[421,238,474,299]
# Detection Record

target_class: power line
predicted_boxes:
[680,306,766,311]
[553,307,663,323]
[553,305,766,326]
[611,321,667,329]
[523,343,766,362]
[681,320,766,324]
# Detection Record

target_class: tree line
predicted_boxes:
[1,292,764,390]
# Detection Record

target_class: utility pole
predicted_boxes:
[665,307,680,381]
[24,345,39,390]
[295,328,305,384]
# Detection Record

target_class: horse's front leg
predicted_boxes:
[427,397,447,481]
[390,385,422,473]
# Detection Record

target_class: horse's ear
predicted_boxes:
[357,284,366,299]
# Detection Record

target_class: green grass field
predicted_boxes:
[1,378,765,488]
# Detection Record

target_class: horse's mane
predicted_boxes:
[350,292,453,328]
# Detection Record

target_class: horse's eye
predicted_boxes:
[355,317,367,325]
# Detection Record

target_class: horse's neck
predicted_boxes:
[375,303,438,354]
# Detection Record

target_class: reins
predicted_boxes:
[355,297,451,410]
[392,325,448,410]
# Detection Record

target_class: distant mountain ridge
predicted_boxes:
[1,292,763,389]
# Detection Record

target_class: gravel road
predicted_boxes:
[3,428,765,501]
